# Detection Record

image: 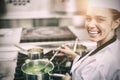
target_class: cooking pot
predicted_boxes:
[14,44,44,60]
[21,59,65,80]
[27,48,44,60]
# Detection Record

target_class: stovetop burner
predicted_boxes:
[21,27,76,42]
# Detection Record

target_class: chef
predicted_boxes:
[57,0,120,80]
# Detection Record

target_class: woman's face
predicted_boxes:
[85,7,118,44]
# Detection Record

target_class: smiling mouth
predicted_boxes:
[88,31,101,37]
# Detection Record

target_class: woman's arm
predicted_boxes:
[57,45,78,60]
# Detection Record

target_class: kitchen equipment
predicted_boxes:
[14,44,28,55]
[21,59,54,80]
[28,48,44,60]
[73,38,79,52]
[14,44,44,60]
[21,27,76,42]
[40,50,58,72]
[21,59,65,80]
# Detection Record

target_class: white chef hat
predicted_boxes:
[88,0,120,12]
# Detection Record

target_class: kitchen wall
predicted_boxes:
[0,18,72,28]
[0,0,87,28]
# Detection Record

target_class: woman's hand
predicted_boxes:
[62,73,71,80]
[57,45,78,60]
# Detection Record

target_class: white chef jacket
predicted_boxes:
[71,38,120,80]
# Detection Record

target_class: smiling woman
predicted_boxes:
[85,7,118,45]
[57,0,120,80]
[85,5,120,47]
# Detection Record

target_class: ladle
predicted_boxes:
[40,38,79,72]
[40,50,58,72]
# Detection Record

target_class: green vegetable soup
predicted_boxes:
[23,61,53,75]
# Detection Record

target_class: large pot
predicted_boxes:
[21,59,54,80]
[21,59,65,80]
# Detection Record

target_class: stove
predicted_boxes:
[13,40,96,80]
[13,26,96,80]
[20,27,76,42]
[14,50,73,80]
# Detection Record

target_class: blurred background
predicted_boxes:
[0,0,88,28]
[0,0,119,80]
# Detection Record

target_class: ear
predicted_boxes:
[112,18,120,29]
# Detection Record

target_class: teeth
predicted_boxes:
[89,31,98,34]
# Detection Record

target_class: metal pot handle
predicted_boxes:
[49,73,65,78]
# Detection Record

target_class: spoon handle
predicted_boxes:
[14,44,28,55]
[44,50,59,68]
[50,50,58,61]
[73,38,79,52]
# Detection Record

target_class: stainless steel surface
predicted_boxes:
[0,51,18,80]
[28,48,44,60]
[0,59,17,80]
[14,44,28,55]
[0,28,22,80]
[21,27,76,42]
[14,45,44,60]
[0,28,22,44]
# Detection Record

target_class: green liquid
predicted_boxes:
[24,62,52,75]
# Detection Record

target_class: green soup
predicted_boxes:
[23,61,53,75]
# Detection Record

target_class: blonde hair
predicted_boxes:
[110,9,120,20]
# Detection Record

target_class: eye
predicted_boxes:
[86,17,92,22]
[96,18,105,22]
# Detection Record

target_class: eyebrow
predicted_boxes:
[95,16,106,19]
[86,15,107,19]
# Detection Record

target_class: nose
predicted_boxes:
[87,19,96,28]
